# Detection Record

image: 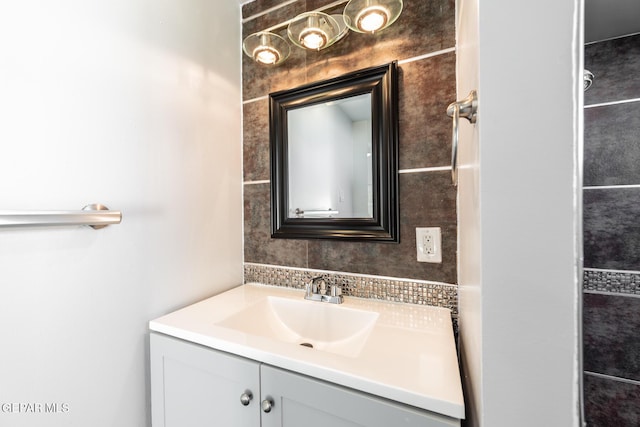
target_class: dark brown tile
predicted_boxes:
[242,2,309,100]
[308,171,457,282]
[584,102,640,186]
[584,293,640,380]
[583,188,640,270]
[584,374,640,427]
[242,0,457,284]
[242,0,296,20]
[244,183,308,267]
[243,99,270,182]
[242,0,455,100]
[585,34,640,105]
[399,53,456,169]
[304,0,456,83]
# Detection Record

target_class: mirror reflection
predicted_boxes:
[287,93,373,219]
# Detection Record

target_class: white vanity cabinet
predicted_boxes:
[150,333,460,427]
[150,333,260,427]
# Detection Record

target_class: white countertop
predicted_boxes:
[149,283,465,420]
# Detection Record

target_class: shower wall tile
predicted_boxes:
[585,33,640,105]
[243,99,270,182]
[582,32,640,425]
[308,171,457,283]
[399,52,456,170]
[584,269,640,295]
[244,183,308,267]
[583,293,640,381]
[583,188,640,270]
[584,102,640,186]
[584,374,640,427]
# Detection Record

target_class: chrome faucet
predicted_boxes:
[305,276,343,304]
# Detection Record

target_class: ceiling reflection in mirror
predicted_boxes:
[287,93,373,219]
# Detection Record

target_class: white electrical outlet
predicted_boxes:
[416,227,442,263]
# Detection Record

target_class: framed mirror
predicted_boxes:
[269,61,399,241]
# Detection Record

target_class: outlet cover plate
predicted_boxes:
[416,227,442,263]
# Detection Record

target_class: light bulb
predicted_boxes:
[253,46,280,65]
[243,32,290,65]
[299,28,328,50]
[356,6,389,32]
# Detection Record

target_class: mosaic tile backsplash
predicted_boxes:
[244,263,458,317]
[583,269,640,295]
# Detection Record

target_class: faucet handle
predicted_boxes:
[317,278,327,295]
[307,276,325,294]
[330,284,342,297]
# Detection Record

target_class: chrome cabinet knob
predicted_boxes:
[240,391,253,406]
[261,398,274,413]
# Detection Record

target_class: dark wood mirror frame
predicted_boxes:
[269,61,399,242]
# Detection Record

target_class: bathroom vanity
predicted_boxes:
[149,284,464,426]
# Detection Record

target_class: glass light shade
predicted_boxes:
[343,0,403,33]
[287,12,347,51]
[243,32,290,65]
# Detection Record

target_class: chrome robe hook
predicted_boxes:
[446,90,478,185]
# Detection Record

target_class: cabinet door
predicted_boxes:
[260,365,459,427]
[150,333,260,427]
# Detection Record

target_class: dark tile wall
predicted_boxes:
[584,374,640,427]
[583,293,640,380]
[584,102,640,187]
[584,35,640,106]
[242,0,457,284]
[583,33,640,427]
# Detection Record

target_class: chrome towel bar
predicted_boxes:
[446,90,478,186]
[0,204,122,230]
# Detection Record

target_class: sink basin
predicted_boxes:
[215,296,379,357]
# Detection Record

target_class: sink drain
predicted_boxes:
[299,342,314,348]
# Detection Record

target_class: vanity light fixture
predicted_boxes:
[343,0,403,33]
[287,12,348,51]
[242,0,403,66]
[242,32,290,65]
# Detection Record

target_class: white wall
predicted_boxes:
[457,0,582,425]
[0,1,242,426]
[288,104,353,216]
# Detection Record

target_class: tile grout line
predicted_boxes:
[399,166,450,174]
[584,290,640,299]
[584,97,640,109]
[397,47,456,64]
[584,267,640,275]
[244,168,450,185]
[583,184,640,190]
[242,0,300,23]
[584,371,640,387]
[584,31,640,46]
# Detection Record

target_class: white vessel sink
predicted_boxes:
[216,296,379,357]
